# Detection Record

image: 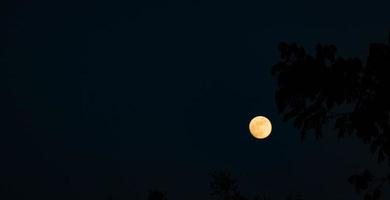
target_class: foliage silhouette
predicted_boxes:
[147,190,168,200]
[284,192,303,200]
[104,195,115,200]
[271,33,390,199]
[209,170,248,200]
[209,170,303,200]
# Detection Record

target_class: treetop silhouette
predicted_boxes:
[271,33,390,200]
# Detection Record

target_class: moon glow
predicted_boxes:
[249,116,272,139]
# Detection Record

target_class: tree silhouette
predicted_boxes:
[284,192,303,200]
[209,170,248,200]
[209,170,303,200]
[147,190,168,200]
[271,33,390,199]
[105,195,114,200]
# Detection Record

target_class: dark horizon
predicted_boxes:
[2,1,390,200]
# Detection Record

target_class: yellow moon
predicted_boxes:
[249,116,272,139]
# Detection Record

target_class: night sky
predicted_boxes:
[2,1,390,200]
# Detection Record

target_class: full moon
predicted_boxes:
[249,116,272,139]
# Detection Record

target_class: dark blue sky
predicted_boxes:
[2,1,390,199]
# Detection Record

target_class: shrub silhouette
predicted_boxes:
[271,33,390,200]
